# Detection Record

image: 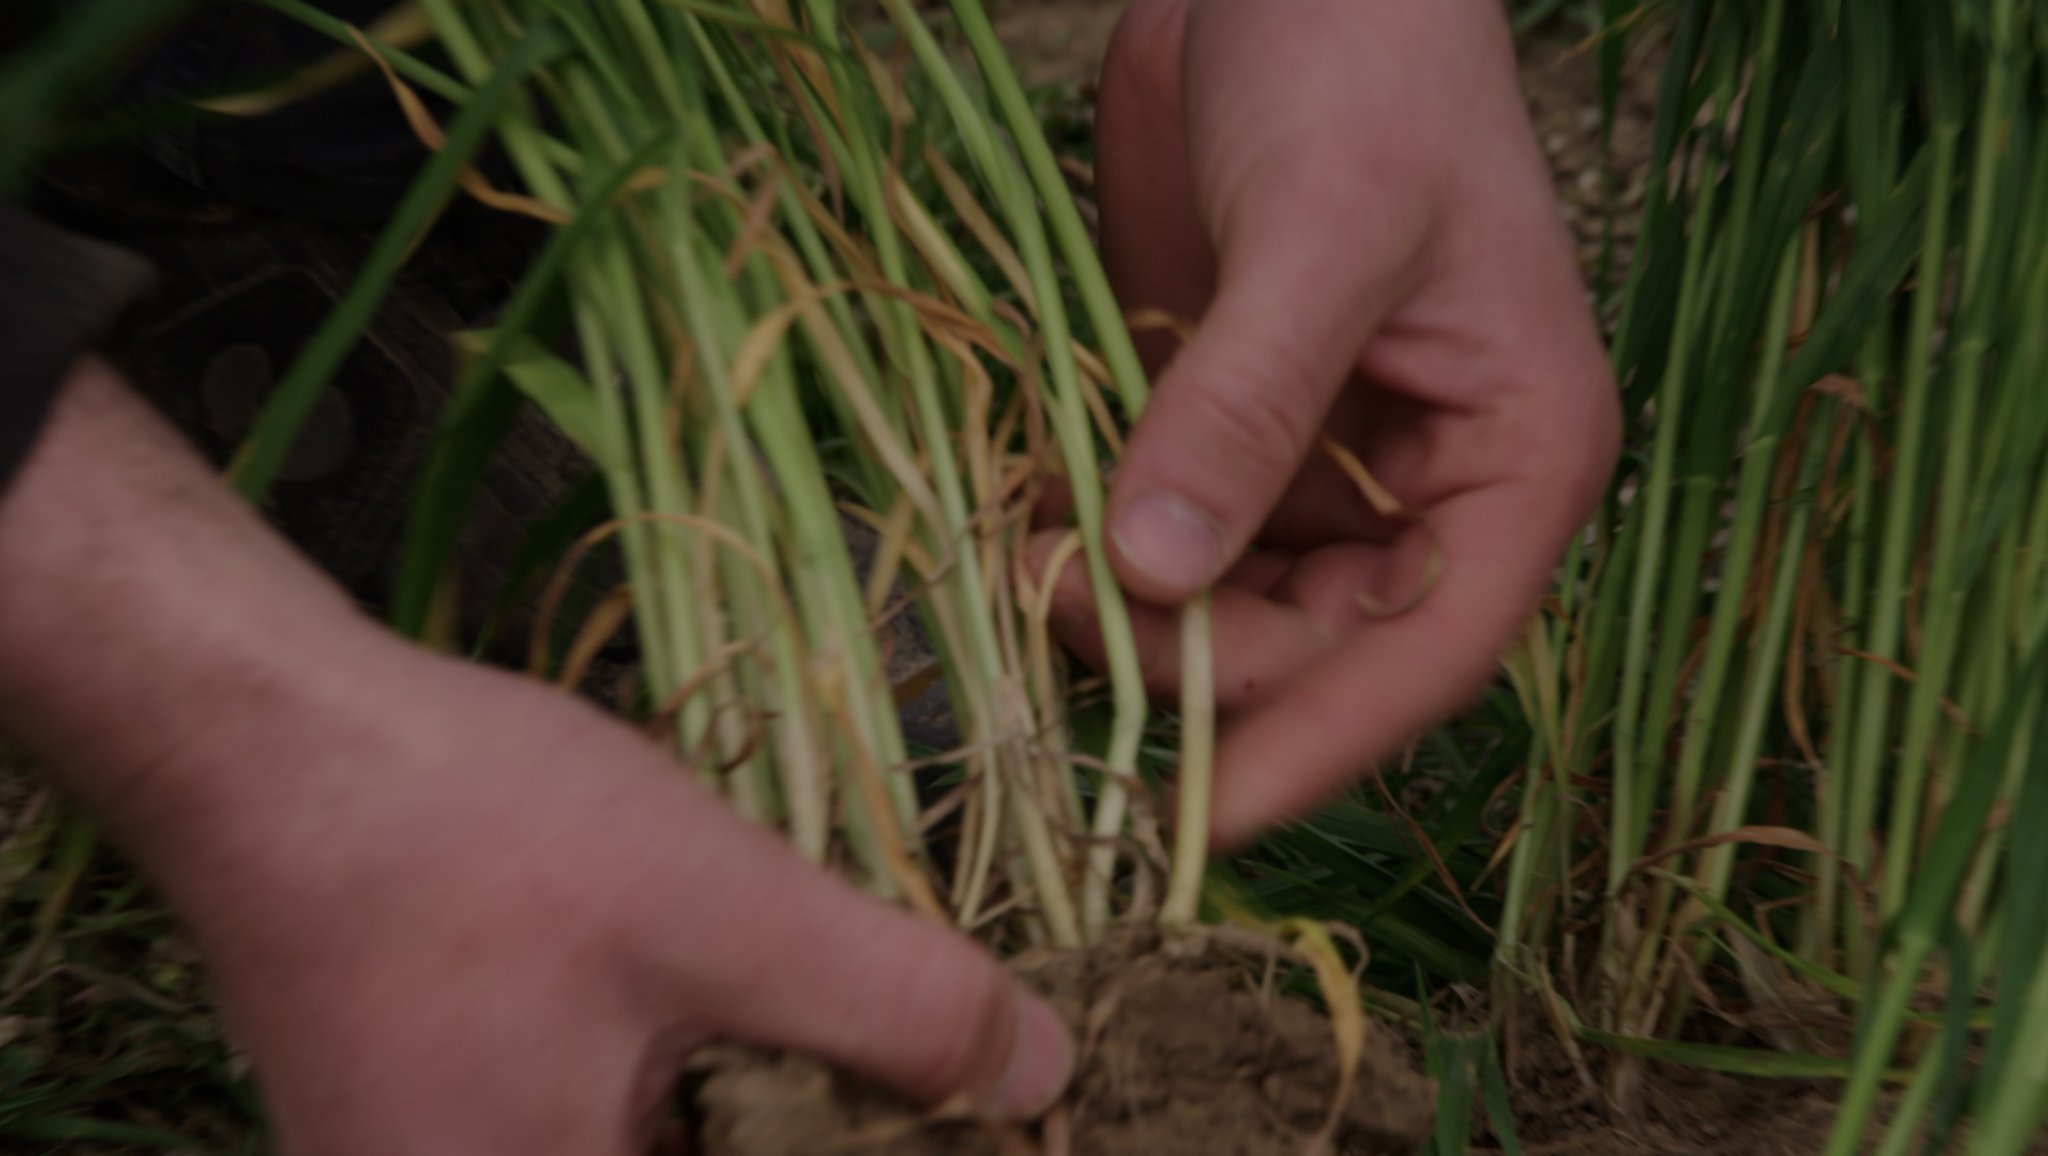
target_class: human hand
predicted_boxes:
[1046,0,1619,846]
[165,651,1073,1155]
[0,363,1071,1156]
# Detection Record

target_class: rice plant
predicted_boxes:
[1494,0,2048,1146]
[237,0,1259,973]
[102,0,2048,1147]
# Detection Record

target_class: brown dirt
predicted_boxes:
[1477,1021,2048,1156]
[1519,27,1663,299]
[692,939,1437,1156]
[1502,1040,1843,1155]
[982,0,1124,88]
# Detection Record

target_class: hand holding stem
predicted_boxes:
[1042,0,1620,847]
[0,361,1073,1154]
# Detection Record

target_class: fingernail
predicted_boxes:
[985,993,1074,1119]
[1113,493,1222,592]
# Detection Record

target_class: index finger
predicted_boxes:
[1207,422,1611,848]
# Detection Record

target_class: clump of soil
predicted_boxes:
[692,938,1437,1156]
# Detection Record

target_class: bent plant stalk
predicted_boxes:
[256,0,1224,951]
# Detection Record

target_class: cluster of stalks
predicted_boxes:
[203,0,2048,1146]
[246,0,1219,955]
[1498,0,2048,1148]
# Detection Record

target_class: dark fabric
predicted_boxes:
[117,0,429,224]
[0,200,157,498]
[1,1,428,225]
[0,3,60,56]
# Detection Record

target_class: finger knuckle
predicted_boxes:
[1184,340,1327,469]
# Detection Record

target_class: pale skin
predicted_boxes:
[0,2,1615,1153]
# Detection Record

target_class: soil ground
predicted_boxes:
[695,940,1437,1156]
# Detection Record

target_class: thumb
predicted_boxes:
[1106,190,1429,604]
[686,835,1074,1120]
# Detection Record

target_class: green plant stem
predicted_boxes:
[1607,118,1723,899]
[228,23,561,499]
[880,0,1135,940]
[1879,9,2009,916]
[1695,429,1828,902]
[1160,596,1214,928]
[1825,647,2046,1155]
[389,131,669,639]
[942,0,1163,899]
[1810,418,1874,964]
[1618,242,1801,1024]
[1842,121,1957,966]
